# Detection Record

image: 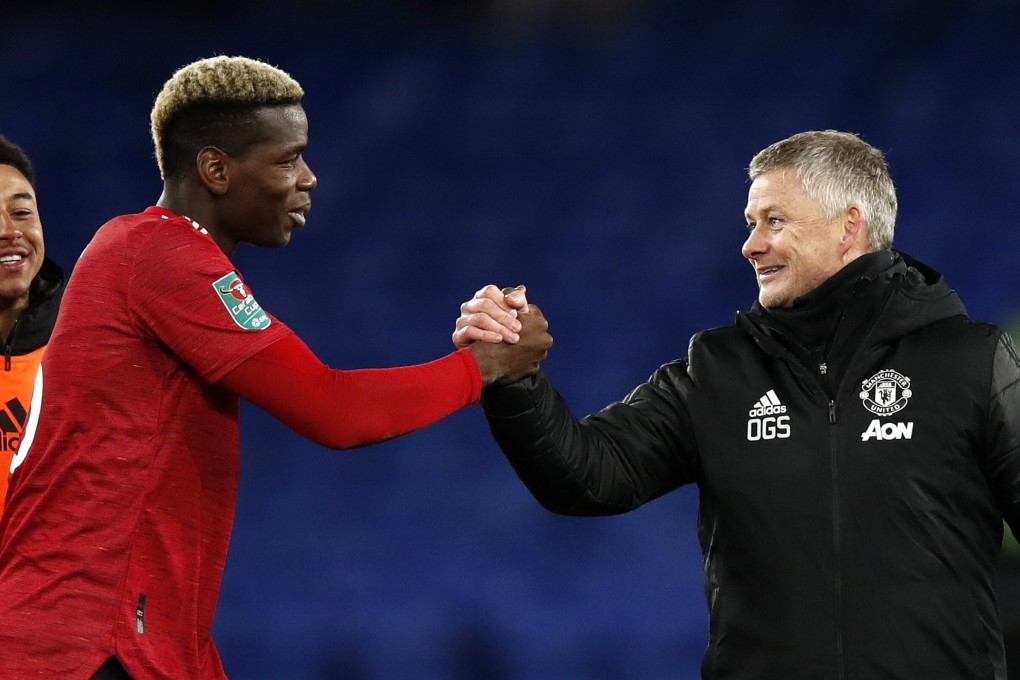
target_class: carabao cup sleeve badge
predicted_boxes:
[212,272,272,330]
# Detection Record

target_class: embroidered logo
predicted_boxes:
[746,389,791,441]
[859,369,913,441]
[212,272,271,331]
[859,369,911,416]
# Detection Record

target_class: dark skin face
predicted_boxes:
[0,164,44,336]
[158,104,317,257]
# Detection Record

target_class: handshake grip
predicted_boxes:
[469,305,553,387]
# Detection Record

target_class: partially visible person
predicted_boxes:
[456,130,1020,678]
[0,56,540,680]
[0,134,63,519]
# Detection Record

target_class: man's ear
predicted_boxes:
[196,147,230,196]
[841,204,869,255]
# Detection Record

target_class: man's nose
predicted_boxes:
[0,214,22,240]
[298,159,317,192]
[741,226,765,260]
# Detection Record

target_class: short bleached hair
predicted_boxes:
[150,55,304,180]
[748,130,898,252]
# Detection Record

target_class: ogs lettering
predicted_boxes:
[747,415,791,441]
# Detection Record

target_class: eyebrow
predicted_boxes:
[745,199,783,219]
[7,191,35,202]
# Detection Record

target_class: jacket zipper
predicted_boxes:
[2,318,19,371]
[831,417,844,679]
[820,360,844,675]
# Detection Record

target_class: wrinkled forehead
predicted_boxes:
[744,168,807,215]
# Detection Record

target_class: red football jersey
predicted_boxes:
[0,207,292,679]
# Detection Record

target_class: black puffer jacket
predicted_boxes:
[4,256,64,358]
[482,252,1020,679]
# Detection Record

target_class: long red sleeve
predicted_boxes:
[219,332,482,449]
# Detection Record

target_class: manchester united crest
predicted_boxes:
[860,369,911,416]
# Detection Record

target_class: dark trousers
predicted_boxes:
[90,657,133,680]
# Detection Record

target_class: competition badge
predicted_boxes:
[213,272,272,330]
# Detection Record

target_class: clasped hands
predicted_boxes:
[455,285,553,387]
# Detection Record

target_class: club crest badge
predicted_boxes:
[213,272,272,330]
[859,369,911,416]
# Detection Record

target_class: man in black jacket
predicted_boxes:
[454,130,1020,679]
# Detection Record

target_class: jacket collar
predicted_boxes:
[737,250,967,359]
[8,256,65,354]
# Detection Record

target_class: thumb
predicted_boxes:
[502,285,530,313]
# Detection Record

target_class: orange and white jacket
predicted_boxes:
[0,257,63,518]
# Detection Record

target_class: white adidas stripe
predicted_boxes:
[752,390,783,411]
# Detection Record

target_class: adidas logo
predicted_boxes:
[0,397,27,452]
[746,389,791,441]
[747,389,787,417]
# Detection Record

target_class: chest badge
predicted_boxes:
[859,369,912,416]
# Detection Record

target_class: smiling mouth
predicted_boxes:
[288,203,311,227]
[757,265,783,277]
[0,254,26,265]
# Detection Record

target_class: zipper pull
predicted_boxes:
[819,362,828,375]
[4,318,18,371]
[828,400,836,424]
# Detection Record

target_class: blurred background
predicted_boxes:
[4,0,1020,678]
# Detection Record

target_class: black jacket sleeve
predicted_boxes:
[481,362,699,516]
[983,329,1020,531]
